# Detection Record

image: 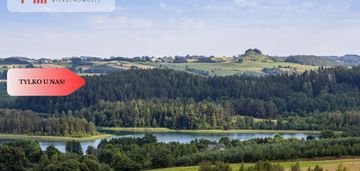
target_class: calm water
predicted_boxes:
[0,131,317,153]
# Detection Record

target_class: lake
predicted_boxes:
[0,131,317,153]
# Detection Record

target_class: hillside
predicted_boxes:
[285,55,340,66]
[2,49,359,78]
[339,54,360,66]
[239,49,274,62]
[0,57,30,65]
[146,50,317,76]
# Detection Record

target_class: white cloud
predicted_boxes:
[232,0,259,8]
[182,19,206,29]
[91,15,153,30]
[170,18,206,29]
[160,2,183,14]
[203,5,235,11]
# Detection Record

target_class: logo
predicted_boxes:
[21,0,47,4]
[9,0,115,12]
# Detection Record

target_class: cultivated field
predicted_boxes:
[144,61,318,76]
[149,158,360,171]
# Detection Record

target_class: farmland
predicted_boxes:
[145,61,317,76]
[149,158,360,171]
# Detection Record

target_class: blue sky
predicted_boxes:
[0,0,360,58]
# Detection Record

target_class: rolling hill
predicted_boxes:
[285,55,341,66]
[2,49,359,78]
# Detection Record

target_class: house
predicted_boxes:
[185,58,198,63]
[38,58,52,64]
[149,57,158,62]
[161,57,174,63]
[207,143,226,151]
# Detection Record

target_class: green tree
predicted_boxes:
[56,159,81,171]
[219,137,231,147]
[111,152,138,171]
[320,130,336,139]
[142,133,157,144]
[45,145,60,159]
[291,163,301,171]
[213,161,232,171]
[0,146,28,171]
[86,146,96,155]
[65,141,83,155]
[81,155,100,171]
[239,163,246,171]
[307,166,324,171]
[336,164,347,171]
[151,148,174,168]
[314,165,323,171]
[199,161,213,171]
[198,161,232,171]
[245,161,284,171]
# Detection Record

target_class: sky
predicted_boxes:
[0,0,360,59]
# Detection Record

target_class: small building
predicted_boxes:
[207,143,226,151]
[149,57,158,62]
[185,58,198,63]
[161,57,174,63]
[38,58,52,64]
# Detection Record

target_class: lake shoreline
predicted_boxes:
[0,133,112,142]
[100,127,323,134]
[0,129,322,153]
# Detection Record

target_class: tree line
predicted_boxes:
[0,109,97,136]
[198,161,342,171]
[79,99,233,129]
[2,67,360,132]
[0,135,357,171]
[66,99,360,133]
[176,137,360,166]
[11,67,360,118]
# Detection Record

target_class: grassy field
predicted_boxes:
[100,127,321,134]
[143,61,318,76]
[91,61,155,70]
[0,58,318,77]
[149,158,360,171]
[33,63,69,68]
[0,133,112,142]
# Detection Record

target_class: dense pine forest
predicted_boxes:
[0,109,97,136]
[1,67,360,134]
[13,67,360,116]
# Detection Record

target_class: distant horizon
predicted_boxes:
[1,51,359,60]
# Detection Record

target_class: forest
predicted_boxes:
[0,134,355,171]
[0,109,97,137]
[285,55,339,66]
[10,67,360,117]
[72,99,360,134]
[1,67,360,134]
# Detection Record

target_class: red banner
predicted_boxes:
[7,68,85,96]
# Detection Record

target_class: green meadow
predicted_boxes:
[144,61,318,76]
[148,158,360,171]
